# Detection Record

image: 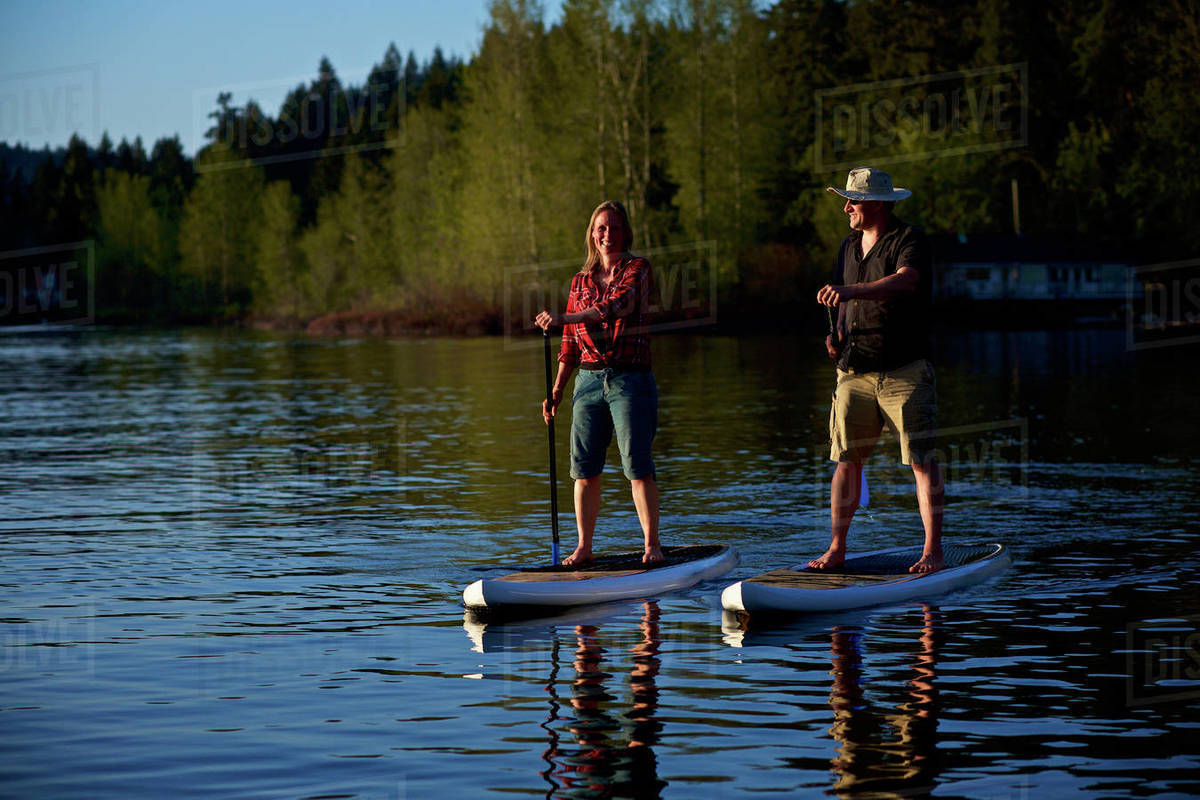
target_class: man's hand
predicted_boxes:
[825,333,843,360]
[817,284,855,307]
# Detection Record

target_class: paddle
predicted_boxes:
[826,302,869,508]
[543,328,561,564]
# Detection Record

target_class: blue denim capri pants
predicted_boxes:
[570,368,658,481]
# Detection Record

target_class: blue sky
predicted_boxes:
[0,0,524,154]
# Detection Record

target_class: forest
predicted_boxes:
[1,0,1196,331]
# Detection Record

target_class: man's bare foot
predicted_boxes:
[908,553,944,573]
[808,548,845,570]
[562,548,593,567]
[642,546,664,565]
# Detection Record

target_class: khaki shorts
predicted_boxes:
[829,359,937,465]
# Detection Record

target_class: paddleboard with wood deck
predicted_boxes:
[721,543,1009,614]
[464,544,738,610]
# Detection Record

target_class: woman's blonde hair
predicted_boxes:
[583,200,634,272]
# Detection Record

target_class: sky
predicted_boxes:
[0,0,527,155]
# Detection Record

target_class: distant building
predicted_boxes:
[930,234,1129,302]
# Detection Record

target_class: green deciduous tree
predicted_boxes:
[455,0,550,299]
[95,169,167,316]
[299,152,393,311]
[178,146,265,313]
[252,181,305,318]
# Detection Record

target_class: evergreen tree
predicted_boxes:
[57,135,96,243]
[96,133,115,173]
[115,137,149,175]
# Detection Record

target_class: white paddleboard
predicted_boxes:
[721,543,1009,614]
[464,544,738,611]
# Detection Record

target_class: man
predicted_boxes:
[812,166,944,574]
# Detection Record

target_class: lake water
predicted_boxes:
[2,327,1198,799]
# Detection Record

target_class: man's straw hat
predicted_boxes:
[827,167,912,202]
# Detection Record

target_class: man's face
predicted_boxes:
[844,198,881,230]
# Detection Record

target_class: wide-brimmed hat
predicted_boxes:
[826,167,912,202]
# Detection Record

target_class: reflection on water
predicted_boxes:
[827,606,940,797]
[467,602,667,799]
[3,328,1200,798]
[720,605,945,798]
[550,603,665,798]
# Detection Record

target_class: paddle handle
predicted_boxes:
[544,329,560,563]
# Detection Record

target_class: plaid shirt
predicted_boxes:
[558,256,653,369]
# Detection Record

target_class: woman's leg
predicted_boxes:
[565,475,602,565]
[630,477,662,564]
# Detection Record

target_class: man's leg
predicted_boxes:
[878,360,943,574]
[810,461,864,569]
[564,476,603,565]
[909,458,944,573]
[630,477,662,564]
[816,367,879,570]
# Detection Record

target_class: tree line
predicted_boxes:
[2,0,1196,328]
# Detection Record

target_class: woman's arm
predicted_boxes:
[591,258,650,321]
[542,361,573,424]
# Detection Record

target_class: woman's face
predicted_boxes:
[592,210,625,259]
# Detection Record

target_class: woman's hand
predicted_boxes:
[542,387,564,425]
[534,310,563,330]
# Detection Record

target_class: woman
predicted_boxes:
[534,200,661,566]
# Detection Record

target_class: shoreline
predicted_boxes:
[4,299,1155,337]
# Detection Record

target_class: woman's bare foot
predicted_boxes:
[908,552,944,573]
[642,545,664,565]
[808,547,845,570]
[562,548,593,567]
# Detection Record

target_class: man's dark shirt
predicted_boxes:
[832,217,932,372]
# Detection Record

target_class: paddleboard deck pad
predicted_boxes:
[722,543,1008,615]
[464,544,737,610]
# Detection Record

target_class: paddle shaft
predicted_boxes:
[543,329,561,563]
[825,299,868,507]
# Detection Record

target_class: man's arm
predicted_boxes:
[817,266,920,306]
